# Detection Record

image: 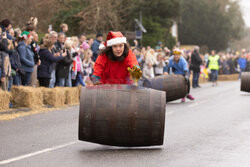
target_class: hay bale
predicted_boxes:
[11,86,43,109]
[229,74,238,80]
[41,87,66,107]
[64,87,79,105]
[218,74,238,81]
[78,86,82,99]
[0,90,11,111]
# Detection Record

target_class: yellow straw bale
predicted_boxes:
[11,86,43,109]
[0,90,11,111]
[64,87,79,105]
[42,87,65,107]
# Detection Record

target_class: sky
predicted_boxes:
[239,0,250,27]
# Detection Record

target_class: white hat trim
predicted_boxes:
[107,37,126,47]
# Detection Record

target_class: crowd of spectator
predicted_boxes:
[1,17,250,92]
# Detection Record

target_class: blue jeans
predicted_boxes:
[73,72,85,87]
[239,68,245,79]
[49,70,56,88]
[211,70,218,82]
[13,73,21,86]
[66,71,72,87]
[57,77,66,87]
[192,71,200,88]
[21,72,32,86]
[8,76,13,91]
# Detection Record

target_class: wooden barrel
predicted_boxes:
[241,72,250,92]
[79,84,166,147]
[143,75,187,102]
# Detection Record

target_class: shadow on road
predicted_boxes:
[240,93,250,96]
[78,145,163,154]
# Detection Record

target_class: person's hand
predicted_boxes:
[93,81,102,85]
[1,77,5,82]
[62,51,67,57]
[37,59,41,66]
[127,65,142,81]
[54,52,60,57]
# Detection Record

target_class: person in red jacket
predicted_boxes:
[92,31,140,84]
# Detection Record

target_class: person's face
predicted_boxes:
[33,34,39,42]
[51,34,58,44]
[174,54,180,61]
[133,49,138,55]
[26,37,33,44]
[80,36,86,43]
[157,54,163,61]
[97,36,103,42]
[9,28,14,37]
[6,24,12,31]
[86,51,92,58]
[211,51,215,55]
[88,38,94,45]
[112,43,125,57]
[63,26,68,32]
[58,35,65,44]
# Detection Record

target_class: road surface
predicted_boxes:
[0,80,250,167]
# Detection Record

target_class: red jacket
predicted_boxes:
[93,50,139,84]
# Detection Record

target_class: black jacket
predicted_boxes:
[37,48,64,78]
[56,50,73,78]
[30,41,40,64]
[0,51,5,77]
[190,50,202,72]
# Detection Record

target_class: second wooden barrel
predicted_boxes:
[142,75,187,102]
[79,85,166,147]
[241,72,250,92]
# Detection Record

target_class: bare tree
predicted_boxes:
[76,0,131,32]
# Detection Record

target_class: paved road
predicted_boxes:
[0,81,250,167]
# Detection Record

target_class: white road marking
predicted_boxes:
[0,141,78,165]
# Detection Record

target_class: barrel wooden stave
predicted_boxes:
[143,75,187,102]
[241,72,250,92]
[79,85,166,147]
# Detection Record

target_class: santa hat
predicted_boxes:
[20,31,32,39]
[103,31,127,48]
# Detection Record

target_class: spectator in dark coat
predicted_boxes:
[56,49,73,87]
[0,27,9,85]
[190,47,202,88]
[0,19,13,40]
[227,54,234,74]
[37,34,66,87]
[9,49,23,86]
[17,31,34,86]
[91,32,103,62]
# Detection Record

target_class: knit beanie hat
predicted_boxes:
[20,31,32,39]
[81,42,90,50]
